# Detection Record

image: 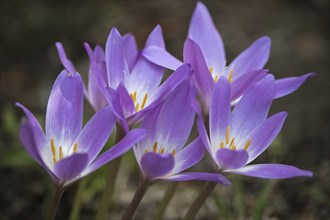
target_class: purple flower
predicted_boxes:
[133,78,230,185]
[195,74,312,179]
[142,1,315,111]
[16,70,146,186]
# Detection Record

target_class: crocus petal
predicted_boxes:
[45,70,84,147]
[74,106,116,164]
[145,25,165,48]
[215,148,249,170]
[226,36,271,80]
[84,129,146,176]
[246,112,287,163]
[163,172,231,185]
[210,76,231,148]
[55,42,77,74]
[184,38,214,109]
[274,72,317,99]
[54,153,89,183]
[230,70,268,102]
[170,137,205,175]
[116,83,136,118]
[228,164,313,179]
[231,74,275,140]
[142,46,183,70]
[123,33,138,70]
[188,2,226,73]
[105,28,129,88]
[140,152,174,179]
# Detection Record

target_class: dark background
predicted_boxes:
[0,0,329,219]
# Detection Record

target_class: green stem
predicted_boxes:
[183,181,217,220]
[154,182,178,220]
[121,179,148,220]
[46,185,65,220]
[95,125,125,220]
[69,178,88,220]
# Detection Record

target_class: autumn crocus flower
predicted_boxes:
[16,70,146,187]
[197,75,312,179]
[142,1,316,111]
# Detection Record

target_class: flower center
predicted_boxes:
[144,141,176,156]
[129,91,148,112]
[219,126,251,151]
[209,67,234,83]
[50,138,78,164]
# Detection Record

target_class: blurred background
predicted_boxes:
[0,0,329,219]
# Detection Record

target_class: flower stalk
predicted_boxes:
[154,182,178,220]
[46,185,65,220]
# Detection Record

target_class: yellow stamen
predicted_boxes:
[214,75,219,83]
[73,142,78,153]
[51,138,57,164]
[226,126,230,144]
[219,141,224,149]
[153,142,158,153]
[135,103,140,112]
[229,137,235,150]
[132,91,137,103]
[53,156,57,164]
[172,149,176,156]
[209,67,213,74]
[144,149,149,154]
[160,148,164,154]
[244,139,252,151]
[59,146,63,159]
[141,93,148,109]
[228,68,234,83]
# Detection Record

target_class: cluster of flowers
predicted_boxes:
[17,2,314,219]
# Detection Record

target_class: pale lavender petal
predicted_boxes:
[84,129,146,175]
[140,152,174,179]
[230,70,268,102]
[163,172,231,185]
[274,72,317,99]
[123,33,138,70]
[54,153,89,183]
[228,164,313,179]
[74,106,116,163]
[170,137,205,175]
[210,76,231,146]
[142,46,182,70]
[105,28,129,88]
[55,42,77,74]
[145,25,165,48]
[231,74,275,140]
[188,2,226,73]
[215,148,248,170]
[117,83,136,118]
[184,38,214,109]
[226,36,271,80]
[45,70,84,147]
[246,112,287,163]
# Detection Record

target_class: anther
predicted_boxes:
[226,126,230,144]
[59,146,63,159]
[160,148,164,154]
[228,68,234,83]
[229,137,235,150]
[172,149,176,156]
[144,149,149,154]
[209,67,213,74]
[219,141,224,149]
[51,138,57,164]
[214,75,219,83]
[141,93,148,109]
[73,142,78,153]
[153,142,158,153]
[135,103,140,112]
[244,139,252,151]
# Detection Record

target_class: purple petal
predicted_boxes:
[246,112,287,163]
[210,76,231,148]
[188,2,226,74]
[54,153,89,183]
[84,129,146,175]
[230,70,268,102]
[215,148,248,170]
[116,83,136,118]
[184,38,214,109]
[123,33,139,71]
[105,28,129,88]
[55,42,77,74]
[226,36,271,79]
[274,72,317,99]
[142,46,182,70]
[228,164,313,179]
[170,137,205,175]
[45,70,84,147]
[231,74,275,140]
[74,106,116,163]
[145,25,165,48]
[140,152,174,179]
[163,172,231,185]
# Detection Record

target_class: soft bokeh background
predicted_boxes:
[1,0,329,219]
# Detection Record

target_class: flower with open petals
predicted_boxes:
[16,70,146,186]
[133,78,230,185]
[195,74,312,179]
[142,1,315,111]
